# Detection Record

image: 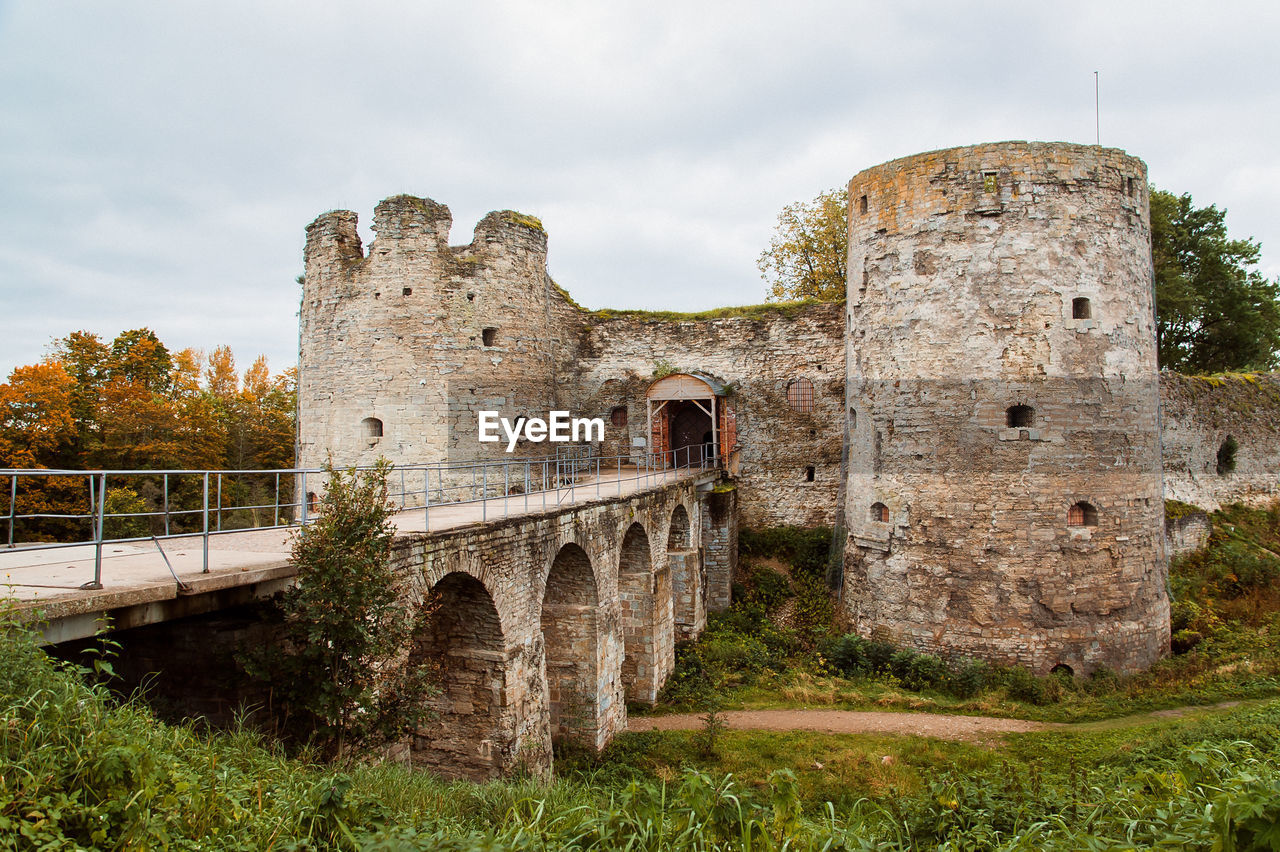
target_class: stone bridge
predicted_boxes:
[395,469,734,779]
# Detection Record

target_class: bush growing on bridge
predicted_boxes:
[244,458,433,757]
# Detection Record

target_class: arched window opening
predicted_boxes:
[1216,436,1238,476]
[361,417,383,438]
[1050,663,1074,678]
[785,377,814,413]
[1006,405,1035,428]
[849,408,856,429]
[870,502,889,523]
[1067,501,1098,527]
[610,405,628,428]
[1072,297,1092,319]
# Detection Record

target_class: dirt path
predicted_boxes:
[628,709,1048,742]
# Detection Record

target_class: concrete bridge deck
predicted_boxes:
[2,465,707,643]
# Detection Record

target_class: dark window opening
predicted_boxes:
[307,491,318,513]
[402,287,412,296]
[859,194,868,214]
[849,408,857,429]
[467,292,475,302]
[1050,663,1074,677]
[786,377,814,413]
[982,171,998,193]
[1067,501,1098,527]
[809,429,817,438]
[805,466,815,482]
[1006,405,1035,428]
[1216,435,1238,476]
[1126,177,1136,197]
[482,327,498,347]
[1072,297,1092,319]
[871,502,889,523]
[361,417,383,438]
[373,291,380,299]
[610,406,628,428]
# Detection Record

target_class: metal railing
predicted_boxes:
[0,443,718,590]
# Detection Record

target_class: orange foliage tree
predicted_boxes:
[1,329,296,542]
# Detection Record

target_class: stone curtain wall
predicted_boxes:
[573,304,846,528]
[843,142,1170,675]
[1159,373,1280,510]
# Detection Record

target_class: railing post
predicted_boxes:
[163,473,170,537]
[87,473,105,590]
[424,467,430,530]
[524,461,529,514]
[7,473,16,548]
[202,472,210,573]
[300,470,309,527]
[503,462,509,519]
[216,473,223,533]
[273,472,280,527]
[400,467,406,509]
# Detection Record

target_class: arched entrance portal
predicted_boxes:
[645,373,736,468]
[410,571,509,780]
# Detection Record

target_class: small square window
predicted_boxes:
[402,287,412,296]
[1072,297,1092,320]
[482,327,498,347]
[982,172,998,193]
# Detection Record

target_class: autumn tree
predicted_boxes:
[1151,189,1280,373]
[3,329,296,540]
[758,186,848,302]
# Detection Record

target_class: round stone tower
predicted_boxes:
[843,141,1169,674]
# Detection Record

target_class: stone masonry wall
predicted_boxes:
[843,142,1169,675]
[386,474,713,779]
[1159,372,1280,510]
[572,304,846,529]
[301,195,846,529]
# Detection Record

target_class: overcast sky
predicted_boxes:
[2,1,1277,378]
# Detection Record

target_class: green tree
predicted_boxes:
[246,460,432,756]
[758,187,848,301]
[1151,189,1280,373]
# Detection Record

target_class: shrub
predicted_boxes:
[998,665,1050,705]
[1172,629,1204,654]
[950,659,990,698]
[739,526,831,580]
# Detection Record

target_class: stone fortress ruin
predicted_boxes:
[300,140,1280,699]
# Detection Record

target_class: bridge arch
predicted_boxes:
[666,501,702,640]
[408,570,510,780]
[618,521,670,704]
[541,542,602,744]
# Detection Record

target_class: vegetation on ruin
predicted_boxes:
[0,328,297,539]
[588,298,834,325]
[499,210,546,233]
